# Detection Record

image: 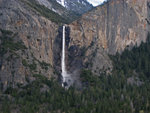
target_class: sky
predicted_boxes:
[87,0,106,6]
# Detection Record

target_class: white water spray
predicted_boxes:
[61,26,68,87]
[61,0,65,7]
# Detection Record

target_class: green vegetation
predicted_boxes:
[22,59,37,71]
[110,33,150,79]
[19,0,80,24]
[32,55,51,71]
[28,62,37,71]
[39,61,51,70]
[33,74,50,84]
[0,29,13,35]
[2,40,26,51]
[1,34,150,113]
[22,55,51,72]
[20,0,69,24]
[0,29,27,56]
[22,59,28,67]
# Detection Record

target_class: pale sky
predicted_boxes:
[87,0,107,6]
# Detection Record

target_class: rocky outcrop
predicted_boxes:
[35,0,79,22]
[35,0,92,23]
[56,0,93,14]
[67,0,150,75]
[69,0,150,54]
[1,0,150,90]
[0,0,58,90]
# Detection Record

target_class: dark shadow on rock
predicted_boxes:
[53,26,63,83]
[53,26,83,87]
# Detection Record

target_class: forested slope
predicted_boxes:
[1,34,150,113]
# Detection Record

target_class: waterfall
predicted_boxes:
[62,26,68,87]
[61,0,65,7]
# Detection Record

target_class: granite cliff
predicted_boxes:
[0,0,150,90]
[56,0,93,14]
[0,0,59,90]
[66,0,150,76]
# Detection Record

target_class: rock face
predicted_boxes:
[36,0,65,15]
[56,0,93,14]
[35,0,92,22]
[66,0,150,76]
[69,0,150,54]
[35,0,79,20]
[0,0,58,90]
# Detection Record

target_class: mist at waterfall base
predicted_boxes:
[61,26,72,88]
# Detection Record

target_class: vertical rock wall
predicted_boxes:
[67,0,150,75]
[0,0,58,90]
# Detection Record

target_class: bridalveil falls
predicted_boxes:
[61,26,70,87]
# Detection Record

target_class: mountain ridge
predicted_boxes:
[56,0,93,14]
[34,0,93,23]
[60,0,150,78]
[0,0,150,91]
[0,0,150,112]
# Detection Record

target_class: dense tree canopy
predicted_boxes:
[0,34,150,113]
